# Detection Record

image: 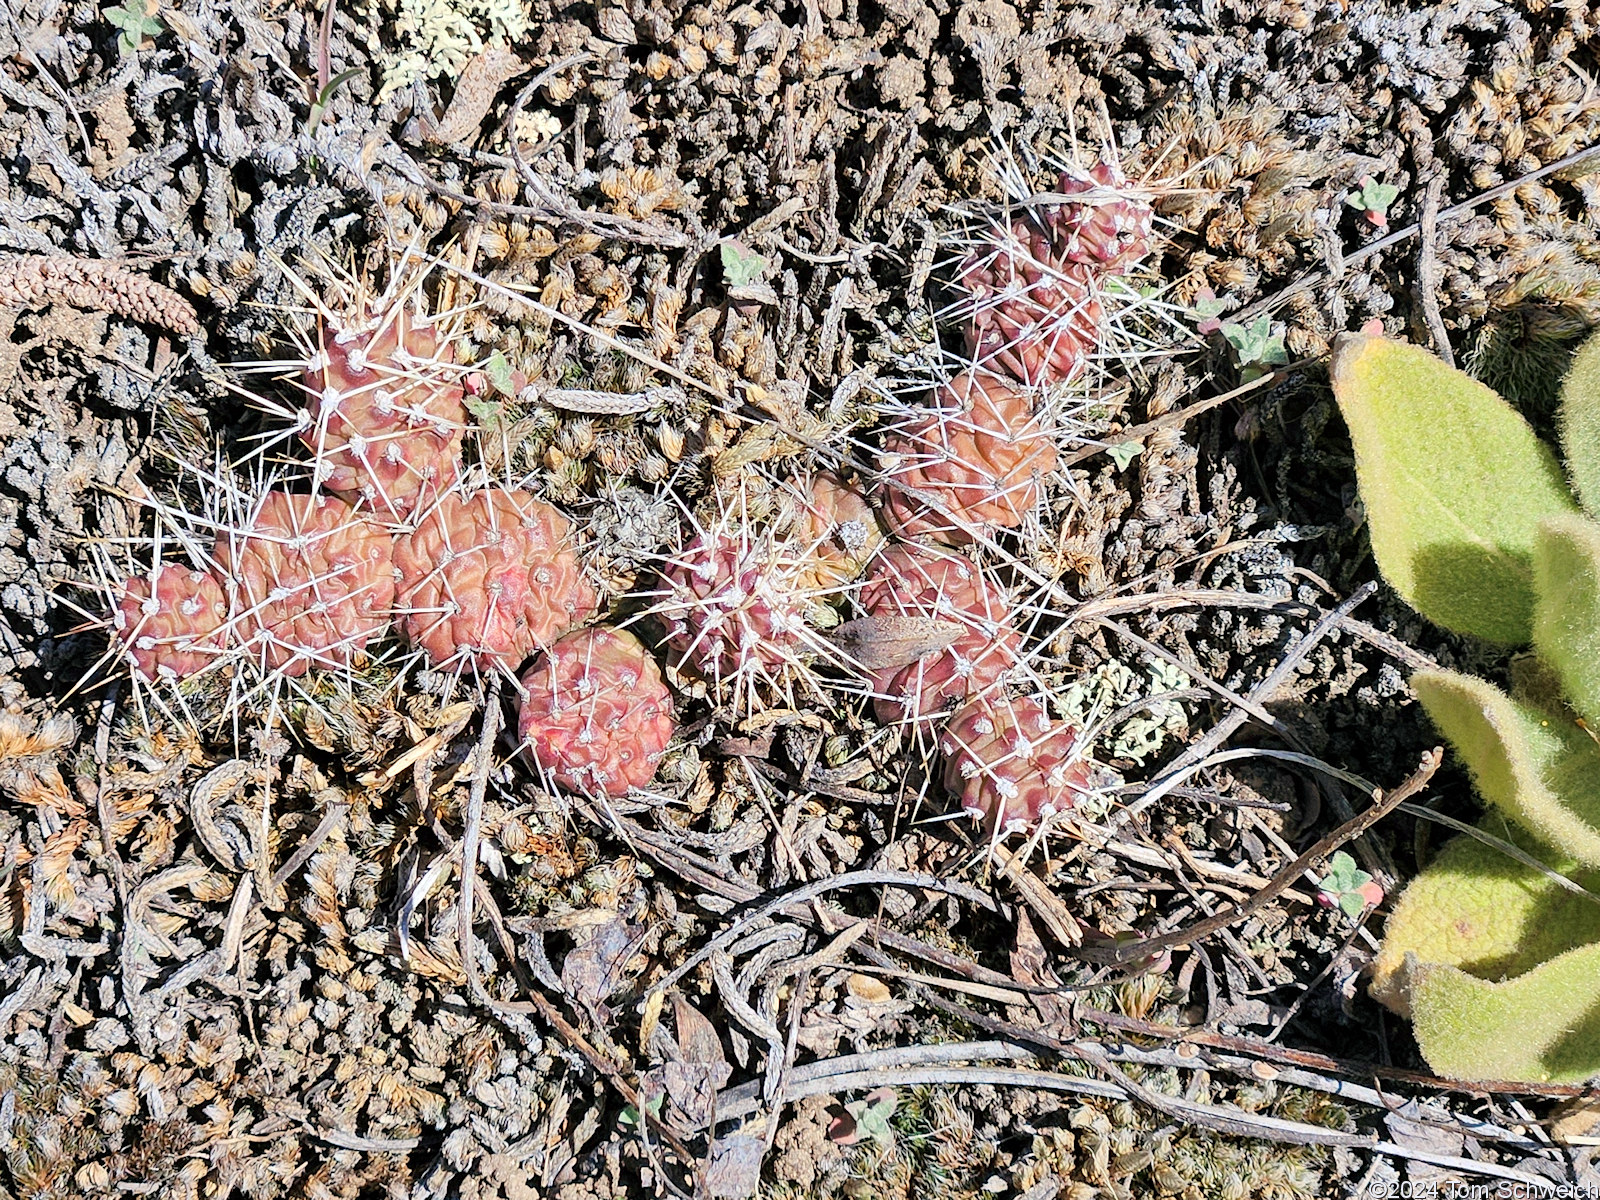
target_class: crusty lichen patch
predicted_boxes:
[362,0,531,101]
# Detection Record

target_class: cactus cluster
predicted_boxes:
[1333,331,1600,1083]
[847,162,1151,829]
[106,280,647,796]
[105,203,1145,823]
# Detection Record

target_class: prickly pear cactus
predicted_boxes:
[517,627,675,798]
[1334,330,1600,1082]
[877,371,1057,545]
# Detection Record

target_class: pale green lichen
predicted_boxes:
[1063,658,1193,764]
[363,0,531,101]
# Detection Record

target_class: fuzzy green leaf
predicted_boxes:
[1372,828,1600,1013]
[482,350,515,397]
[1533,513,1600,728]
[1106,440,1143,470]
[1414,669,1600,867]
[1559,330,1600,518]
[1411,940,1600,1083]
[720,240,767,287]
[1330,333,1580,643]
[1346,176,1400,215]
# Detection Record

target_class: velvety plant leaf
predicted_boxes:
[1414,669,1600,867]
[1559,330,1600,518]
[1532,513,1600,727]
[1330,333,1580,643]
[1371,828,1600,1015]
[1411,939,1600,1083]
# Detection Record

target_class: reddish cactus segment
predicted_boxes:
[958,160,1151,386]
[114,565,229,680]
[1050,160,1155,272]
[858,544,1019,728]
[878,372,1057,545]
[301,308,466,516]
[940,696,1091,832]
[790,471,884,592]
[214,491,396,677]
[393,488,597,670]
[658,534,813,684]
[962,247,1102,387]
[518,627,675,797]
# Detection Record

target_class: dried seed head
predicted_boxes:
[393,487,597,670]
[518,627,675,797]
[940,695,1090,832]
[878,371,1057,544]
[214,490,396,677]
[114,565,229,681]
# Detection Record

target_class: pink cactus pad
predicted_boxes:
[114,565,229,681]
[958,160,1151,386]
[858,544,1020,728]
[960,240,1103,387]
[393,488,597,670]
[658,534,814,685]
[301,308,466,516]
[940,696,1091,833]
[878,372,1058,545]
[518,627,675,797]
[1050,159,1155,272]
[214,490,396,677]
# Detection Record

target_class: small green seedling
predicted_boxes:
[1345,175,1400,231]
[307,67,363,135]
[720,240,768,288]
[1106,440,1143,471]
[618,1090,666,1128]
[827,1087,897,1146]
[481,349,516,397]
[1314,851,1383,918]
[1219,315,1289,383]
[1189,287,1229,335]
[105,0,163,54]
